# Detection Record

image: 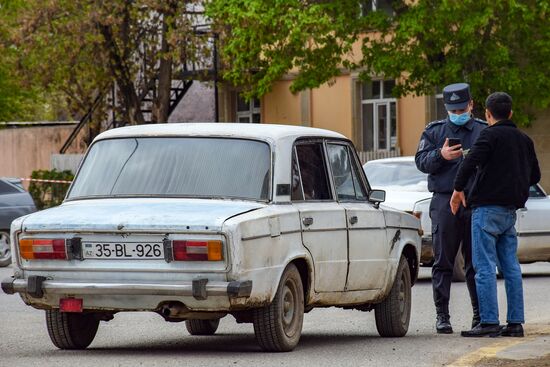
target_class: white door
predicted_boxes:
[516,185,550,262]
[291,142,348,292]
[326,142,389,290]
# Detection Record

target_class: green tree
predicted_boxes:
[207,0,550,125]
[4,0,210,131]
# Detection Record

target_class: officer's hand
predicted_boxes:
[441,138,463,160]
[450,190,467,215]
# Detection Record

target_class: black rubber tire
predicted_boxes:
[0,231,12,267]
[253,263,304,352]
[375,256,412,337]
[452,250,466,282]
[45,310,99,349]
[185,319,220,335]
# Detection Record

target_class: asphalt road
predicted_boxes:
[1,263,549,367]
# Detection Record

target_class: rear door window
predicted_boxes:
[293,143,332,201]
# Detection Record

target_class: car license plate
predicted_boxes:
[82,242,164,259]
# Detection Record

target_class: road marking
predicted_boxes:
[447,324,550,367]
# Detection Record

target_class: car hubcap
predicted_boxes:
[0,232,10,260]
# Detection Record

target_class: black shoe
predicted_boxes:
[471,316,481,329]
[461,323,501,337]
[436,314,453,334]
[501,323,524,337]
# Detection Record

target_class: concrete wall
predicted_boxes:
[0,125,85,182]
[263,80,302,126]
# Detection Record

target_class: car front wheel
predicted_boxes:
[253,263,304,352]
[375,255,411,337]
[0,231,11,267]
[46,310,99,349]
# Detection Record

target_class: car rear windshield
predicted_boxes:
[364,161,427,191]
[68,137,271,201]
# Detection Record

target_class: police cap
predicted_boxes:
[443,83,471,111]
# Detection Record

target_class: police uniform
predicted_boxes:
[415,83,487,333]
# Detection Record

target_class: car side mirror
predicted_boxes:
[369,189,386,209]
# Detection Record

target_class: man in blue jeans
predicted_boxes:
[450,92,540,337]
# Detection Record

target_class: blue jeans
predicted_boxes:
[471,206,524,325]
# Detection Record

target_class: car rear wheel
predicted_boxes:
[0,231,11,267]
[45,310,99,349]
[375,255,411,337]
[185,319,220,335]
[253,263,304,352]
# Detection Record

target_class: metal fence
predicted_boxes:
[357,148,401,164]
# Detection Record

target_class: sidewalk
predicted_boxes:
[448,323,550,367]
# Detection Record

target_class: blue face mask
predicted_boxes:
[449,112,471,126]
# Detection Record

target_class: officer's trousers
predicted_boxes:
[430,193,478,316]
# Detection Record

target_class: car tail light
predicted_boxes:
[172,240,223,261]
[412,211,422,219]
[19,239,67,260]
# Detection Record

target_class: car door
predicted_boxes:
[516,184,550,262]
[326,142,389,290]
[291,141,348,292]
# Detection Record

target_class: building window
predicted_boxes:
[361,79,397,151]
[361,0,394,16]
[237,95,261,123]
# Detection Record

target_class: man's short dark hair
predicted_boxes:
[485,92,513,120]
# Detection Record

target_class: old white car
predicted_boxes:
[2,124,421,352]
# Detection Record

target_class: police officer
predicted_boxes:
[415,83,486,334]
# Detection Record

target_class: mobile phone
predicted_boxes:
[448,138,461,147]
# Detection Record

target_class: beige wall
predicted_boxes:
[0,125,85,181]
[310,76,353,139]
[397,94,428,156]
[262,81,302,126]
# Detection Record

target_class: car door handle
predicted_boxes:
[349,216,358,225]
[302,217,313,226]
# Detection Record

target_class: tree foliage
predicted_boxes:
[208,0,550,125]
[3,0,211,130]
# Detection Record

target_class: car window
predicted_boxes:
[294,143,332,201]
[327,144,367,201]
[0,180,20,195]
[363,161,428,191]
[291,149,304,201]
[68,137,271,201]
[529,185,546,198]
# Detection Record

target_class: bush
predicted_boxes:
[28,169,74,210]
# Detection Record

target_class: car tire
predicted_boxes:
[452,251,466,282]
[45,310,99,349]
[185,319,220,335]
[252,263,304,352]
[0,231,11,267]
[375,255,411,337]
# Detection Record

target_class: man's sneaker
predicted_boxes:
[461,323,501,337]
[436,314,453,334]
[500,323,524,337]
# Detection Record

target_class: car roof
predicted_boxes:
[94,123,347,143]
[363,156,414,165]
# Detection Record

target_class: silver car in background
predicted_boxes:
[0,178,37,267]
[364,157,550,278]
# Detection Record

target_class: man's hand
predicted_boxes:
[441,138,463,160]
[450,190,467,215]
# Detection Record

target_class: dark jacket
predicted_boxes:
[415,117,487,194]
[454,119,541,209]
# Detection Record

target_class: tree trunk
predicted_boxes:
[97,23,145,125]
[152,5,177,123]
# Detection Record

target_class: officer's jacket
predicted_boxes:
[415,117,487,194]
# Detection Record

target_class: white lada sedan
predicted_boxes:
[2,123,421,352]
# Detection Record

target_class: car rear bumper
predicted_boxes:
[1,276,252,300]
